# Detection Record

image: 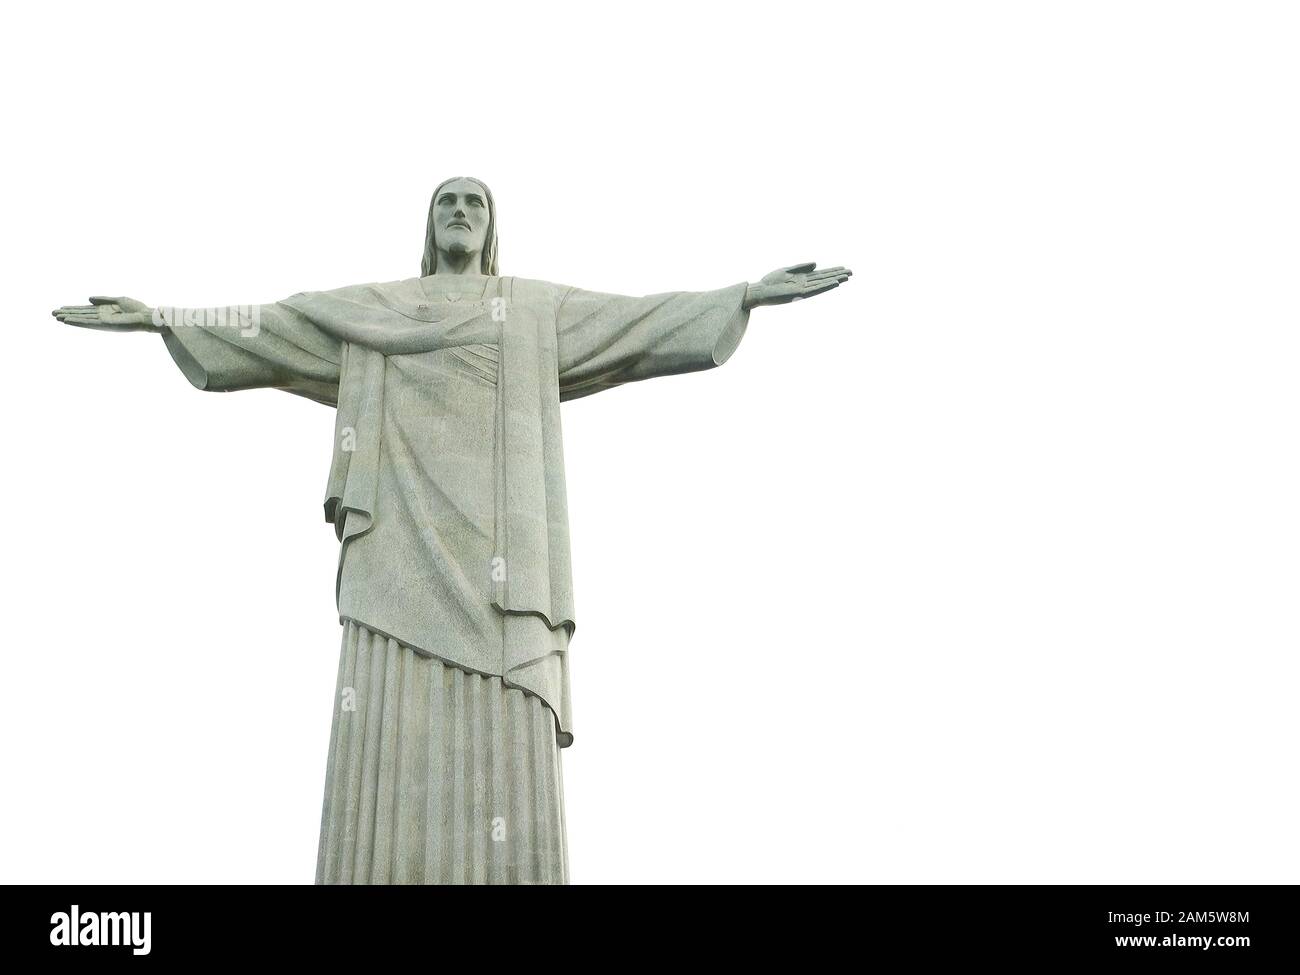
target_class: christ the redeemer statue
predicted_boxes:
[54,177,851,884]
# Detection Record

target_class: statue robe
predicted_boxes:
[160,274,751,748]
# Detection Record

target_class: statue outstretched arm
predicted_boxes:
[554,261,852,400]
[53,294,342,406]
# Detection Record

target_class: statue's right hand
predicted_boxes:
[52,296,157,332]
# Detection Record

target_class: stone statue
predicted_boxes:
[53,177,852,884]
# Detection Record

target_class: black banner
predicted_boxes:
[1,885,1285,964]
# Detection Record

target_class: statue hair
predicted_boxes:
[421,176,499,276]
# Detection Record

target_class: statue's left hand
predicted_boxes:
[744,263,852,309]
[52,296,158,332]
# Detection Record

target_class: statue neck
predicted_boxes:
[434,248,481,275]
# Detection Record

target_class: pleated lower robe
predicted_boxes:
[316,621,567,885]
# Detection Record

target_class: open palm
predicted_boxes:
[52,296,156,332]
[745,263,852,308]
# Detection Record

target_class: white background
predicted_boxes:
[2,1,1296,884]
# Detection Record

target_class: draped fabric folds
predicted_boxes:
[161,274,749,748]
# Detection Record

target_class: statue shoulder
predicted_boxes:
[506,277,573,304]
[299,277,422,304]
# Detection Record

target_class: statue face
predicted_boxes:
[433,178,490,265]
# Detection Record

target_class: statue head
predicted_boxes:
[421,176,498,276]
